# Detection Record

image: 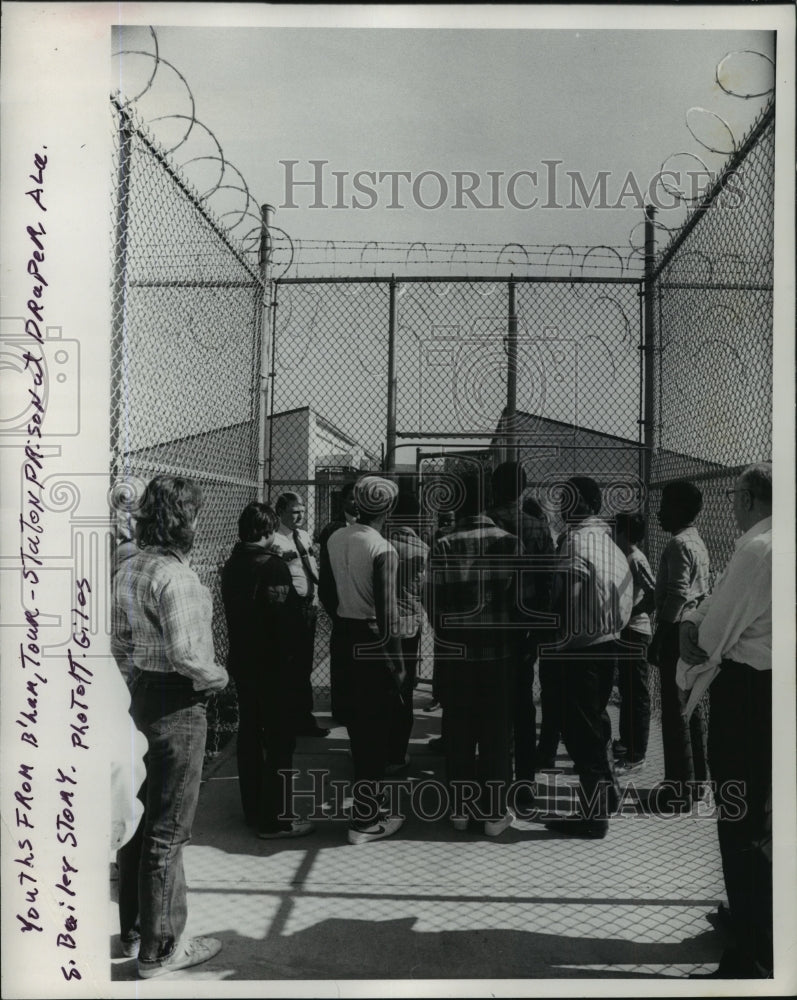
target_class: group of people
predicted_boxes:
[110,458,773,979]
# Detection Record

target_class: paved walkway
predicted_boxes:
[110,689,730,985]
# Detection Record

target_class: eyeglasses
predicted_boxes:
[724,488,750,500]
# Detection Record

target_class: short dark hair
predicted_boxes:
[135,475,203,553]
[661,479,703,520]
[275,491,302,514]
[567,476,602,516]
[238,502,279,542]
[458,470,484,518]
[392,488,420,519]
[616,511,646,545]
[492,461,527,503]
[740,462,772,506]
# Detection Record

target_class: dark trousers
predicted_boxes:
[513,647,537,782]
[293,601,318,727]
[443,657,514,821]
[234,673,297,832]
[340,619,400,825]
[537,657,563,765]
[709,661,772,976]
[654,622,708,786]
[117,671,208,963]
[329,615,353,724]
[558,646,619,824]
[617,628,651,760]
[386,631,420,765]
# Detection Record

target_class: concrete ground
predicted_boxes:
[110,687,730,987]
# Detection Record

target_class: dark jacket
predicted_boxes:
[220,542,300,702]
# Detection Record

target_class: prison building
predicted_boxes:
[268,407,380,539]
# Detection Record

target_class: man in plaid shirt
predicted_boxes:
[112,476,228,979]
[430,467,523,836]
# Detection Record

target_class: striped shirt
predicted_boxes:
[388,525,430,638]
[111,546,228,693]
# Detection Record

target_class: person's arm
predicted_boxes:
[553,541,590,646]
[110,589,136,685]
[657,538,694,623]
[527,519,555,615]
[425,538,446,632]
[633,554,657,616]
[159,573,229,693]
[318,536,339,616]
[373,548,406,689]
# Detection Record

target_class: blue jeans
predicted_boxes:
[119,671,208,963]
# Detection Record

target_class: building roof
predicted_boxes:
[270,407,380,464]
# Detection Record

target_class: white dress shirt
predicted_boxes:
[677,515,771,715]
[271,523,318,601]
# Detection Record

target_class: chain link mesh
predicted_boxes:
[271,277,645,689]
[648,106,774,578]
[111,101,265,755]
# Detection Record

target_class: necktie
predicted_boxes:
[292,529,319,598]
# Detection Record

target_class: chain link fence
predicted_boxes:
[648,104,774,578]
[111,99,265,755]
[110,86,773,757]
[270,275,646,690]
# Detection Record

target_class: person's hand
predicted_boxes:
[392,661,407,692]
[679,621,709,666]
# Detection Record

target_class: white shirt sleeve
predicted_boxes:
[685,542,770,664]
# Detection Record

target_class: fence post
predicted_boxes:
[111,104,132,481]
[506,277,519,464]
[257,203,274,500]
[642,205,657,520]
[385,276,398,472]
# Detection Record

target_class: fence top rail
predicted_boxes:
[274,274,643,286]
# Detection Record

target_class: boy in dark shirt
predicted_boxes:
[221,502,315,839]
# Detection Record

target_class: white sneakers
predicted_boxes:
[257,820,316,840]
[348,815,405,844]
[484,810,515,837]
[451,811,516,836]
[138,935,222,979]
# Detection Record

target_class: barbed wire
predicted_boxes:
[111,25,262,254]
[642,48,774,264]
[112,28,775,281]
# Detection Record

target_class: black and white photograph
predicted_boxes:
[1,3,795,997]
